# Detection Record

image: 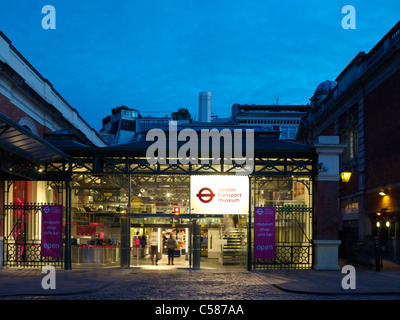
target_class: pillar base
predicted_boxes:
[313,240,341,270]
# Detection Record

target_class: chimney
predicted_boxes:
[198,91,211,122]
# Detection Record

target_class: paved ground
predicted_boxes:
[1,264,400,300]
[1,263,399,318]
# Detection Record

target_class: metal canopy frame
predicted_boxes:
[43,154,315,178]
[0,112,70,180]
[44,127,316,177]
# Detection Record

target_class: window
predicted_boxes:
[280,126,297,140]
[280,127,288,139]
[289,127,297,139]
[340,128,358,164]
[348,129,358,160]
[339,108,359,166]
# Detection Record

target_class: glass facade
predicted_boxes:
[2,132,315,270]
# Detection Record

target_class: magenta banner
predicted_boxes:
[254,207,275,259]
[41,205,62,257]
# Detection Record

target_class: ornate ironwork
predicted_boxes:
[47,153,314,177]
[3,203,63,268]
[253,205,313,270]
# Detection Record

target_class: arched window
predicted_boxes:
[18,117,39,136]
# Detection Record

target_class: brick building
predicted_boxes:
[0,31,106,266]
[297,20,400,266]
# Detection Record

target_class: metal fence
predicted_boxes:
[253,205,313,270]
[3,203,63,268]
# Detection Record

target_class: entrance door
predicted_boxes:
[130,222,190,268]
[129,215,248,270]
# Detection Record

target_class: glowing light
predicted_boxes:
[340,172,352,183]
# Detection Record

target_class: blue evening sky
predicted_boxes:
[1,1,399,130]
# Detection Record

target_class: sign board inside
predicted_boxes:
[190,176,249,215]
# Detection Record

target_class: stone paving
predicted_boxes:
[3,268,400,301]
[65,270,295,300]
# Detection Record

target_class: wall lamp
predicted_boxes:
[340,171,352,183]
[379,191,387,196]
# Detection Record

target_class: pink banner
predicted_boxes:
[254,207,275,259]
[41,205,62,257]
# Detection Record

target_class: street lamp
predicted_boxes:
[340,171,352,183]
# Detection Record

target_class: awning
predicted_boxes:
[0,111,70,165]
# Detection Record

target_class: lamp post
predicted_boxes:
[340,171,352,183]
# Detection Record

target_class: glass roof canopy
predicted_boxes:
[0,112,70,180]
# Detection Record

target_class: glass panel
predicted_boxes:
[251,176,313,270]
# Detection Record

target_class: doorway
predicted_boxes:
[130,224,190,268]
[128,215,248,270]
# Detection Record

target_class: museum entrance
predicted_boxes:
[67,213,248,270]
[127,214,247,269]
[66,174,252,270]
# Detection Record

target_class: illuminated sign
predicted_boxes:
[190,176,249,215]
[196,188,215,203]
[254,207,275,259]
[41,205,62,257]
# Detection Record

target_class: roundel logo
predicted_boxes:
[196,187,215,203]
[43,206,50,214]
[256,208,264,215]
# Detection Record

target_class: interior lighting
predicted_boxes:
[379,192,387,196]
